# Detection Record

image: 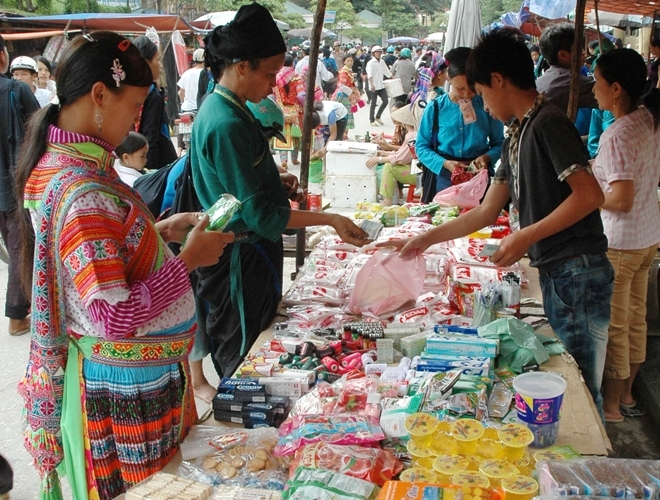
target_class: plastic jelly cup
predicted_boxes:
[532,450,566,463]
[433,455,470,483]
[479,427,507,460]
[479,459,520,488]
[400,467,439,483]
[405,412,439,437]
[501,475,539,500]
[498,423,534,460]
[430,422,454,456]
[450,419,485,456]
[513,371,567,425]
[452,470,491,489]
[407,437,433,467]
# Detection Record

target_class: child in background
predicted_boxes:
[114,132,149,187]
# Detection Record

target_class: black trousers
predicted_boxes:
[0,210,30,319]
[369,88,389,122]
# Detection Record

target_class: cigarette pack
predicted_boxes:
[270,368,316,385]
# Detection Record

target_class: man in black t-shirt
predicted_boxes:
[379,29,613,418]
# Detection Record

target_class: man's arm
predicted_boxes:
[491,169,604,267]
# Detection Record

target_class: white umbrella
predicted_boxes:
[194,11,290,30]
[425,32,445,43]
[444,0,482,54]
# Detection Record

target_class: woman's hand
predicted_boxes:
[156,212,201,243]
[178,215,235,272]
[473,154,491,171]
[365,156,381,169]
[443,160,468,173]
[376,233,431,255]
[331,215,370,247]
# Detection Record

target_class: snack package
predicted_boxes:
[283,467,380,500]
[125,472,213,500]
[274,415,385,456]
[288,443,403,485]
[376,481,505,500]
[182,427,290,490]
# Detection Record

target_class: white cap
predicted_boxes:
[192,48,205,62]
[10,56,38,73]
[371,45,383,53]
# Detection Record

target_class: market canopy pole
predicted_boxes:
[567,0,588,121]
[295,0,327,272]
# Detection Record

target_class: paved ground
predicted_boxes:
[2,97,659,499]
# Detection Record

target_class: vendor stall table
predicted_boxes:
[161,259,611,479]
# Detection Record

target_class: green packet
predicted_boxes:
[181,194,241,247]
[206,193,241,231]
[282,467,380,500]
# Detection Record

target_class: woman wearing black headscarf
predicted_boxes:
[190,3,367,380]
[132,35,178,169]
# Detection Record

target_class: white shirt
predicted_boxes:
[295,56,333,88]
[177,67,203,112]
[366,57,392,90]
[34,87,51,108]
[317,101,348,126]
[114,160,144,188]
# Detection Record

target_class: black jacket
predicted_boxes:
[138,86,178,170]
[0,76,40,211]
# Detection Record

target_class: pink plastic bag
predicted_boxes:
[433,168,489,209]
[348,251,426,316]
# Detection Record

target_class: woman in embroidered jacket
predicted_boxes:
[14,31,232,500]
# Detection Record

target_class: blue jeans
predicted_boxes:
[539,253,614,419]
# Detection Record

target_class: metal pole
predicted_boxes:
[567,0,587,121]
[594,0,602,55]
[295,0,327,273]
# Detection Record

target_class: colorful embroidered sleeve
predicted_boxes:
[60,191,190,337]
[87,257,190,339]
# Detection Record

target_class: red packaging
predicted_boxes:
[289,443,403,486]
[308,193,322,212]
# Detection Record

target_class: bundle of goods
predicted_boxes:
[537,458,660,499]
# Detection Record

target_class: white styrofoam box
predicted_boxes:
[324,174,378,208]
[325,141,378,177]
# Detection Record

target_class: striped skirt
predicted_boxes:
[66,329,197,500]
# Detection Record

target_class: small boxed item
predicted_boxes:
[125,472,213,500]
[400,332,429,358]
[426,334,499,357]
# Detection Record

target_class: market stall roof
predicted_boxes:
[589,0,659,17]
[0,13,197,33]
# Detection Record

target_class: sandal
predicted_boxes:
[620,400,637,409]
[620,405,645,418]
[604,415,625,423]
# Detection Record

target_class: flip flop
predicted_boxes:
[620,405,645,418]
[604,415,625,423]
[620,401,637,409]
[9,327,30,336]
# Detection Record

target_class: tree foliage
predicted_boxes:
[309,0,359,29]
[480,0,521,25]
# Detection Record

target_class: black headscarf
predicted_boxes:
[132,35,158,61]
[207,3,286,61]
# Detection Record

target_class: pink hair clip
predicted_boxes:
[111,58,125,88]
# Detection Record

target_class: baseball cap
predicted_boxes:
[10,56,38,73]
[372,45,383,53]
[192,48,205,62]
